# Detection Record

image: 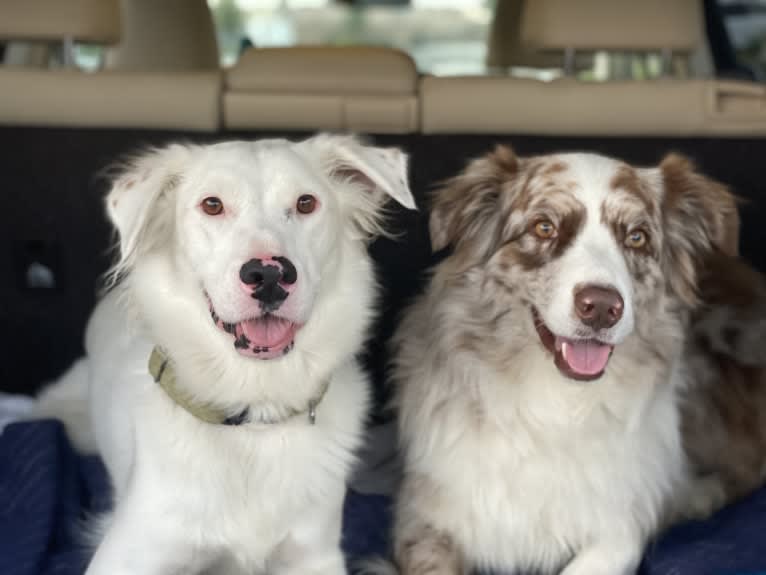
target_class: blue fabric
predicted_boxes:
[1,420,765,575]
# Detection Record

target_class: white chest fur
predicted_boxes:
[87,323,368,573]
[402,350,687,573]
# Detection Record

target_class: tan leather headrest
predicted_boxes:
[227,46,418,95]
[223,46,419,133]
[0,0,120,43]
[521,0,702,52]
[105,0,219,71]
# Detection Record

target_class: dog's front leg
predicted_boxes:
[393,475,467,575]
[85,503,209,575]
[268,493,347,575]
[559,536,644,575]
[393,522,466,575]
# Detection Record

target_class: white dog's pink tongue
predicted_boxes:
[241,316,294,347]
[558,338,612,375]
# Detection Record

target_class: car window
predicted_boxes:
[208,0,494,75]
[208,0,700,81]
[717,0,766,80]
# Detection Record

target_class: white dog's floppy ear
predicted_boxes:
[105,144,191,275]
[308,134,416,236]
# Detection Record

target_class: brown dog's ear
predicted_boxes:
[660,153,739,306]
[429,145,519,254]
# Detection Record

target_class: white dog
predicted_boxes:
[36,134,415,575]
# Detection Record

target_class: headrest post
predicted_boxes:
[563,47,576,76]
[661,48,673,78]
[62,36,76,68]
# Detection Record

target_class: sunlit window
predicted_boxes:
[208,0,494,75]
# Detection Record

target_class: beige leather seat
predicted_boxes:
[422,0,766,137]
[224,47,419,134]
[0,0,221,131]
[0,68,220,131]
[422,76,766,137]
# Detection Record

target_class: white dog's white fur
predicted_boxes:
[35,134,415,575]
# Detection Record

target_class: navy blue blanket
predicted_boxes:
[1,420,765,575]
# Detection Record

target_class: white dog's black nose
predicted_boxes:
[239,257,296,309]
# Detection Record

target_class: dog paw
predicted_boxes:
[682,476,728,521]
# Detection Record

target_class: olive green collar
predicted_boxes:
[148,346,329,426]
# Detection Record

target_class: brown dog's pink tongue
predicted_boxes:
[557,337,612,376]
[241,316,294,347]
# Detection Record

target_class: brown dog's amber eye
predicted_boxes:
[201,197,224,216]
[296,194,317,215]
[625,229,648,249]
[533,220,557,240]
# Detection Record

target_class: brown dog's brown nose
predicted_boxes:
[574,285,624,330]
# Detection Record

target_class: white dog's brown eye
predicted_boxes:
[201,197,224,216]
[625,229,648,249]
[296,194,317,215]
[533,220,557,240]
